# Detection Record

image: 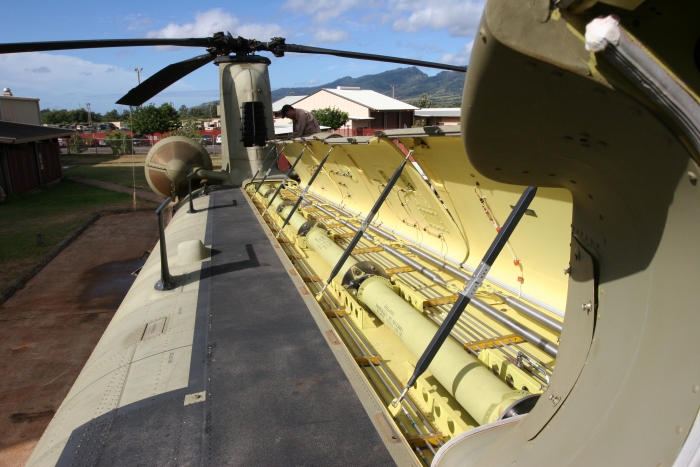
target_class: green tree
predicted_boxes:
[68,108,89,124]
[165,120,202,143]
[178,105,189,119]
[412,118,427,128]
[414,93,432,109]
[68,134,82,154]
[311,107,349,130]
[104,131,133,155]
[131,103,180,136]
[104,109,120,121]
[189,106,206,118]
[42,109,69,125]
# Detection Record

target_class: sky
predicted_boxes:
[0,0,485,114]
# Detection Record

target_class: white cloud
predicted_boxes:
[146,8,285,40]
[0,52,147,109]
[390,0,485,37]
[282,0,368,22]
[125,15,151,31]
[26,66,51,74]
[441,40,473,65]
[313,29,349,43]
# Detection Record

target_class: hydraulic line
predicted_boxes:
[382,244,448,287]
[327,212,559,359]
[266,188,551,424]
[325,205,557,372]
[249,144,279,184]
[404,245,562,335]
[292,251,438,459]
[352,240,552,385]
[493,292,562,334]
[278,229,447,461]
[266,197,530,424]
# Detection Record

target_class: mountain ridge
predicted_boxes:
[270,66,465,106]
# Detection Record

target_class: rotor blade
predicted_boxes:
[281,44,466,72]
[116,53,215,106]
[0,38,214,54]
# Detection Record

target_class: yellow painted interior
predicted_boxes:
[248,132,570,464]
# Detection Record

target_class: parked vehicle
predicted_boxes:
[215,134,222,144]
[57,138,67,148]
[131,134,151,146]
[201,134,213,145]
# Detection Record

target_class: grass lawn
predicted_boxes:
[0,179,158,297]
[61,151,222,190]
[62,153,149,190]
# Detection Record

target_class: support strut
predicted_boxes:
[263,145,308,211]
[278,146,334,235]
[254,144,284,194]
[249,144,279,185]
[316,151,412,298]
[154,197,176,291]
[394,186,538,407]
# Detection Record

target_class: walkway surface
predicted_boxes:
[50,187,395,466]
[0,213,159,467]
[69,176,164,203]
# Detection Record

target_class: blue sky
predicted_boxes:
[0,0,485,113]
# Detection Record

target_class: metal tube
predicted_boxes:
[307,192,398,241]
[318,152,412,295]
[278,147,334,232]
[154,197,175,291]
[187,172,196,214]
[264,145,307,211]
[381,244,448,287]
[306,228,360,280]
[493,292,563,334]
[249,144,278,184]
[399,187,539,407]
[357,276,527,425]
[254,147,284,194]
[368,224,397,241]
[294,216,530,424]
[268,195,308,233]
[469,299,559,358]
[193,168,231,182]
[405,245,471,282]
[313,197,559,358]
[405,245,563,336]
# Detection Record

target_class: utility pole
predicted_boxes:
[134,68,143,108]
[86,102,92,126]
[390,84,396,99]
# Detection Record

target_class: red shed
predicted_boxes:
[0,122,73,195]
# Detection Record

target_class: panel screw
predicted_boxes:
[582,301,592,313]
